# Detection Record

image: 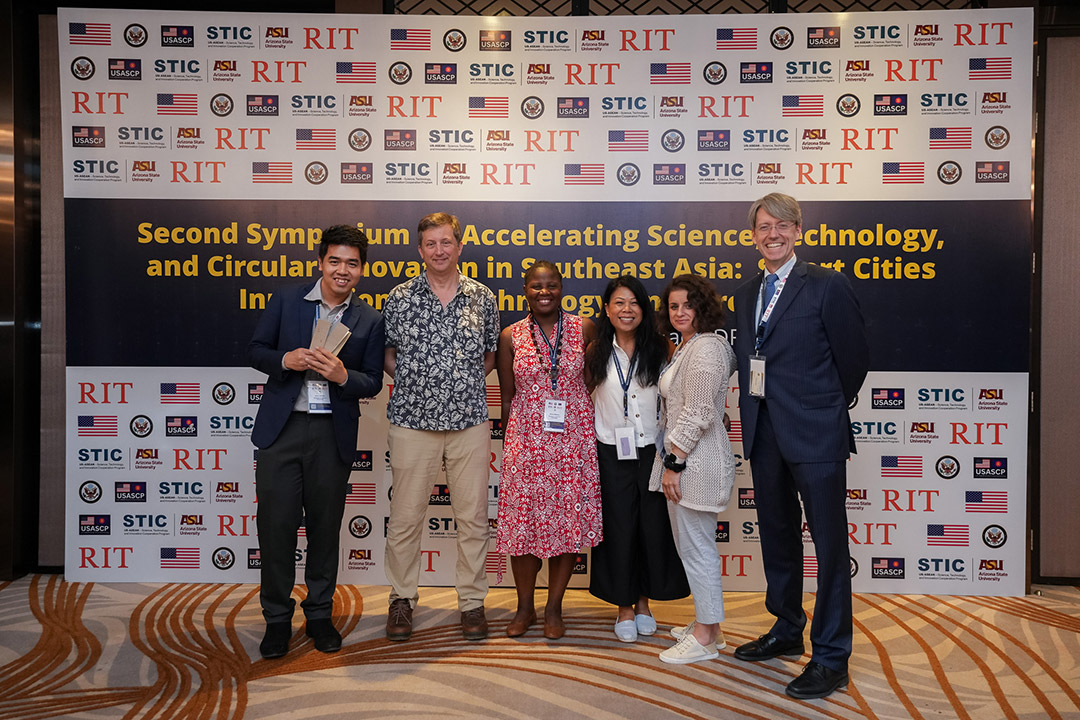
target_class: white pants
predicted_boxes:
[668,502,725,624]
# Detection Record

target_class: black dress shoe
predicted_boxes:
[785,661,849,700]
[260,622,292,659]
[733,633,805,662]
[305,618,342,653]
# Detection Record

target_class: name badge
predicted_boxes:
[614,424,639,460]
[749,355,766,398]
[543,398,567,433]
[307,379,332,413]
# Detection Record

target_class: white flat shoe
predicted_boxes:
[635,613,657,636]
[614,619,638,643]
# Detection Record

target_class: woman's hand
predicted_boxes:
[662,468,682,503]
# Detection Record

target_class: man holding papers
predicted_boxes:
[249,225,385,659]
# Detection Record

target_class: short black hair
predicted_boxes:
[319,225,369,264]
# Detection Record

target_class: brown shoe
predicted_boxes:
[386,598,413,641]
[461,606,488,641]
[506,610,536,637]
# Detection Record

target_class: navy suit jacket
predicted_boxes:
[734,261,869,464]
[249,282,385,464]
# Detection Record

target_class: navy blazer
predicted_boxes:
[734,261,869,464]
[249,282,385,464]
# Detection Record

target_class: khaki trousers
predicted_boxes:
[384,422,491,611]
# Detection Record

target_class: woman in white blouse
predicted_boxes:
[586,276,690,643]
[649,274,737,665]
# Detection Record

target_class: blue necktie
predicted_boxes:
[759,273,778,327]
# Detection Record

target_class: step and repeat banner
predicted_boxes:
[60,7,1032,595]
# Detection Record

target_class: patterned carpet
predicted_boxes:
[0,576,1078,719]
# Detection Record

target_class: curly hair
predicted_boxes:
[585,275,666,388]
[657,274,726,335]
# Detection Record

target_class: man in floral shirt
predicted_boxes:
[383,212,500,641]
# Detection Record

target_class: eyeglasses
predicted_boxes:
[755,222,796,234]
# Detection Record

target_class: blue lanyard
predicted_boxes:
[611,348,637,420]
[530,312,563,393]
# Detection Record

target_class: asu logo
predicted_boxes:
[135,448,158,459]
[349,95,373,107]
[131,160,155,172]
[802,129,826,140]
[180,514,203,526]
[846,489,868,500]
[910,422,935,433]
[528,63,551,74]
[443,163,467,174]
[217,482,240,493]
[265,27,288,38]
[213,60,237,71]
[582,30,604,41]
[349,549,372,560]
[660,96,684,108]
[758,163,781,174]
[176,127,200,138]
[979,389,1004,400]
[486,130,510,141]
[982,92,1007,104]
[913,24,938,36]
[846,60,870,72]
[979,559,1004,571]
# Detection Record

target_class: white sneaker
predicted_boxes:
[670,621,695,640]
[659,633,719,665]
[614,619,638,643]
[635,613,657,636]
[670,622,726,650]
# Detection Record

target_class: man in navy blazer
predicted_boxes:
[249,225,385,659]
[733,193,869,699]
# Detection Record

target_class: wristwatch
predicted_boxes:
[663,452,686,472]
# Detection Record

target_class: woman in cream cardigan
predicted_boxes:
[650,273,737,665]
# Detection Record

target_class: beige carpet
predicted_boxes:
[0,576,1078,719]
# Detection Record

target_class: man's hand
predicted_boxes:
[284,348,348,385]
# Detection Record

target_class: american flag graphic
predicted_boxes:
[881,455,922,478]
[345,483,377,505]
[253,449,258,472]
[69,22,110,46]
[336,62,376,83]
[965,490,1007,513]
[390,28,431,50]
[486,385,502,407]
[782,95,824,117]
[564,164,605,185]
[882,162,925,185]
[78,415,118,437]
[468,96,509,118]
[969,57,1012,80]
[929,127,973,150]
[727,419,742,443]
[716,28,756,50]
[650,63,692,85]
[485,552,507,576]
[156,93,198,116]
[252,162,292,184]
[160,547,200,569]
[160,382,199,404]
[926,524,968,547]
[803,555,818,579]
[162,26,192,40]
[608,130,648,151]
[297,521,307,537]
[296,129,336,150]
[110,59,137,72]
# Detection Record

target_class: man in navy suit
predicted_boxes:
[733,193,869,699]
[249,225,385,659]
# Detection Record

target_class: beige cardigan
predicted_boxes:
[648,333,737,513]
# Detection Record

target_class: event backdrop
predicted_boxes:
[60,7,1032,595]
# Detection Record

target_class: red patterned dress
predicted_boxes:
[496,314,603,558]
